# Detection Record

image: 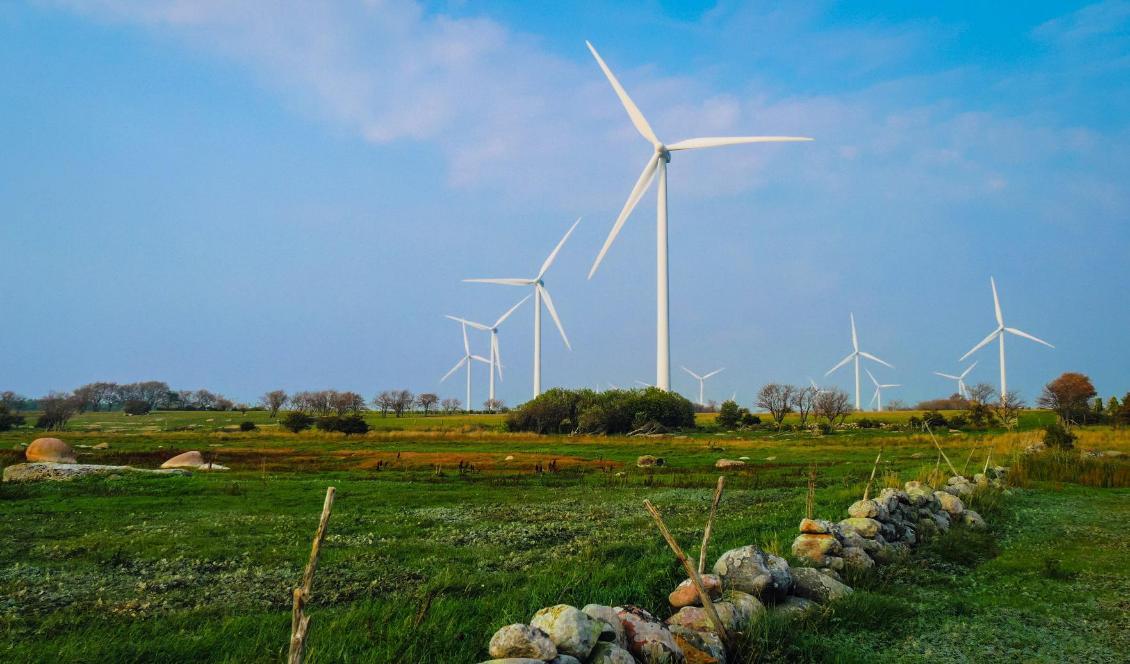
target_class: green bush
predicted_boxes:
[122,399,152,416]
[280,412,314,433]
[316,414,370,436]
[506,387,695,435]
[239,421,257,432]
[856,418,880,429]
[716,400,742,429]
[0,407,25,432]
[1042,421,1076,449]
[947,415,967,429]
[922,410,948,428]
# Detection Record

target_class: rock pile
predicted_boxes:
[481,473,1002,664]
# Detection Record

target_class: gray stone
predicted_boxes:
[667,625,726,664]
[530,604,602,660]
[962,510,986,529]
[478,659,546,664]
[3,463,188,483]
[586,642,636,664]
[771,595,819,618]
[488,624,556,660]
[841,546,875,572]
[933,491,965,517]
[839,517,882,539]
[582,604,627,650]
[722,590,765,630]
[616,605,685,664]
[789,567,853,604]
[714,458,746,469]
[548,656,583,664]
[713,545,779,599]
[764,554,793,599]
[790,534,841,566]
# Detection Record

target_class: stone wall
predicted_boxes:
[479,467,1006,664]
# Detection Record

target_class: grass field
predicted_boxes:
[1,411,1127,662]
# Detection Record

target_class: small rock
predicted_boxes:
[738,456,750,461]
[669,575,721,608]
[530,605,602,659]
[587,642,637,664]
[840,546,875,572]
[478,659,545,664]
[712,545,782,599]
[504,455,515,461]
[839,517,882,539]
[714,459,745,469]
[92,442,109,450]
[722,590,765,629]
[962,510,986,529]
[637,455,665,468]
[933,491,965,517]
[616,605,685,664]
[582,604,627,650]
[789,567,853,604]
[799,518,832,534]
[667,625,726,664]
[549,656,582,664]
[25,438,76,463]
[847,499,880,519]
[771,595,818,618]
[488,624,556,660]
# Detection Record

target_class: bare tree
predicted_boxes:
[261,390,288,418]
[73,382,116,413]
[967,383,996,404]
[791,386,818,428]
[756,383,795,430]
[213,396,234,411]
[814,388,852,429]
[0,391,26,412]
[391,390,415,417]
[441,398,462,415]
[36,392,80,430]
[483,398,504,413]
[416,393,439,416]
[995,391,1025,431]
[373,391,396,417]
[332,391,367,415]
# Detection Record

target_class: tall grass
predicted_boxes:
[1009,449,1130,488]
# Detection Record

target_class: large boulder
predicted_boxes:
[791,534,842,566]
[933,491,965,517]
[530,605,602,660]
[848,499,888,520]
[582,605,627,650]
[789,567,853,604]
[799,518,833,534]
[669,575,721,608]
[161,451,206,469]
[722,590,765,629]
[3,463,187,483]
[25,438,76,463]
[840,546,875,572]
[616,605,685,664]
[763,554,793,598]
[488,624,556,660]
[714,459,745,470]
[587,642,637,664]
[712,546,786,600]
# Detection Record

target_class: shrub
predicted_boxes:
[280,412,314,433]
[855,418,879,429]
[947,415,967,429]
[0,407,25,432]
[507,387,695,435]
[716,400,742,429]
[742,412,761,426]
[239,421,257,432]
[1042,421,1076,449]
[316,414,370,435]
[922,410,948,428]
[816,422,832,435]
[122,399,152,416]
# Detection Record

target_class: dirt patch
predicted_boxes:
[352,451,612,471]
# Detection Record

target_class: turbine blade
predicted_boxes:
[471,355,491,364]
[589,155,659,278]
[702,368,724,379]
[492,334,503,381]
[539,286,571,350]
[850,313,858,352]
[681,366,702,380]
[1005,327,1055,349]
[462,322,469,355]
[537,217,582,280]
[463,278,534,286]
[859,351,894,369]
[959,329,1000,361]
[446,315,490,331]
[991,276,1003,326]
[494,294,532,327]
[441,356,466,382]
[961,360,978,377]
[825,352,854,375]
[934,372,961,380]
[882,384,901,388]
[865,367,879,387]
[585,41,659,145]
[666,136,813,151]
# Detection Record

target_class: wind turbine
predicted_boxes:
[445,294,531,406]
[959,277,1053,401]
[635,380,654,388]
[585,41,811,392]
[865,368,900,412]
[933,361,977,399]
[682,366,724,406]
[825,314,893,411]
[440,320,491,412]
[465,218,580,398]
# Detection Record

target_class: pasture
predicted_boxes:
[1,411,1127,662]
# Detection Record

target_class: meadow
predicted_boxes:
[1,410,1127,662]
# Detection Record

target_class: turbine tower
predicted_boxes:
[959,277,1053,402]
[465,218,580,398]
[445,294,530,405]
[585,41,811,391]
[682,366,724,406]
[825,313,893,411]
[865,368,900,412]
[933,361,977,399]
[440,320,491,412]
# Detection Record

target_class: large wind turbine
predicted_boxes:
[825,314,893,411]
[682,366,724,406]
[440,320,491,412]
[585,41,811,391]
[933,361,977,399]
[465,218,579,398]
[959,277,1053,401]
[445,294,531,406]
[865,368,900,412]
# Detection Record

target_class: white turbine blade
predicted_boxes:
[635,380,652,387]
[589,155,659,278]
[870,389,879,407]
[446,315,490,331]
[462,322,470,355]
[494,294,532,327]
[492,334,503,381]
[960,360,978,378]
[1005,327,1055,349]
[991,277,1003,326]
[463,278,534,286]
[471,354,492,364]
[441,356,467,382]
[539,285,571,350]
[825,352,854,375]
[859,351,894,369]
[585,41,659,145]
[934,372,961,380]
[850,313,858,352]
[809,378,819,389]
[865,367,879,387]
[959,329,1000,361]
[681,366,703,380]
[702,368,724,379]
[666,136,813,151]
[537,217,582,280]
[881,384,901,388]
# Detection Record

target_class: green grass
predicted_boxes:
[1,416,1127,662]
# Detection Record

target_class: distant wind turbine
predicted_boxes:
[825,314,893,411]
[445,294,531,405]
[959,277,1053,401]
[635,380,654,388]
[682,366,724,406]
[440,320,491,412]
[585,41,812,392]
[865,368,900,412]
[465,218,580,398]
[933,361,978,399]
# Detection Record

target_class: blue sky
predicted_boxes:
[2,1,1128,408]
